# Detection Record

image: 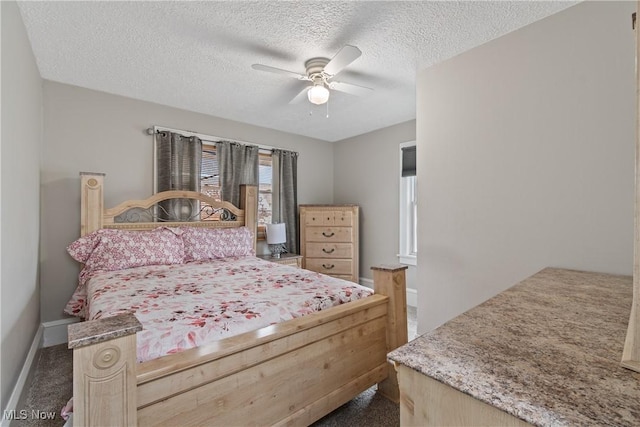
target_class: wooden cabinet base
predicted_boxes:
[622,1,640,372]
[396,365,531,427]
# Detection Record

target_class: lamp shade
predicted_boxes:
[308,84,330,105]
[266,223,286,244]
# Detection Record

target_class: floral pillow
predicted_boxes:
[181,226,255,262]
[67,229,114,264]
[64,288,88,318]
[65,227,185,318]
[67,227,185,280]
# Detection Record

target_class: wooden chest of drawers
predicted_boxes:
[299,205,359,283]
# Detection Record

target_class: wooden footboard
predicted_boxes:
[68,266,408,426]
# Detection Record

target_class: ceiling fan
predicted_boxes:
[252,45,373,105]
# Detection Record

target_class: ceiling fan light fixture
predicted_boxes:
[308,83,330,105]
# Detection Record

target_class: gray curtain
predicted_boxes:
[216,140,259,207]
[155,131,202,220]
[273,149,298,254]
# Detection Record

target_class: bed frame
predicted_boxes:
[68,172,408,426]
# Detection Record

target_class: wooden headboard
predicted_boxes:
[80,172,258,251]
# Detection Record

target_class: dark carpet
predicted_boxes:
[13,344,72,427]
[15,307,417,426]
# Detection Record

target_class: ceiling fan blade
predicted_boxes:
[252,64,309,80]
[289,86,310,104]
[323,45,362,76]
[329,81,373,97]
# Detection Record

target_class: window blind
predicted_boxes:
[401,145,416,177]
[201,147,220,200]
[201,148,218,184]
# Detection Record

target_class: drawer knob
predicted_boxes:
[322,232,335,237]
[322,264,335,270]
[322,248,335,254]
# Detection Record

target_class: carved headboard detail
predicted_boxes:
[79,172,258,251]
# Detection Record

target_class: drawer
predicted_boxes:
[305,227,353,243]
[333,210,353,226]
[304,211,331,226]
[306,258,353,275]
[306,242,353,259]
[304,210,353,226]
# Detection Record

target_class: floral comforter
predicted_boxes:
[74,256,372,362]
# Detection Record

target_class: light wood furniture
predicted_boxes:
[70,173,407,427]
[257,252,303,268]
[390,268,638,426]
[69,315,141,426]
[622,0,640,373]
[299,204,359,283]
[397,365,530,427]
[372,264,408,403]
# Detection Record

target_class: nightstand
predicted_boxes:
[257,253,303,268]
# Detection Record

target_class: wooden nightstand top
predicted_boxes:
[257,253,303,267]
[257,253,303,261]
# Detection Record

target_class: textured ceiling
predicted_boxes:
[18,1,579,142]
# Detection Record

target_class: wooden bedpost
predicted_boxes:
[68,314,142,427]
[372,264,408,402]
[80,172,105,236]
[240,185,258,252]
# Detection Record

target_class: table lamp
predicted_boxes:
[266,223,287,258]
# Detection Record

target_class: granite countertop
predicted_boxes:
[388,267,640,426]
[68,312,142,349]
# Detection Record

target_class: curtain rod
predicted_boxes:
[146,126,297,155]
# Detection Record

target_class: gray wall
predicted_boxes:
[417,1,635,333]
[334,120,416,283]
[1,1,43,410]
[41,82,335,323]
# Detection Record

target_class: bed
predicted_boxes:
[67,172,408,426]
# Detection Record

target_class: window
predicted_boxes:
[257,153,273,226]
[399,142,417,265]
[152,126,279,238]
[200,143,273,231]
[201,146,220,201]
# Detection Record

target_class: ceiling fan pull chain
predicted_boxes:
[326,99,329,119]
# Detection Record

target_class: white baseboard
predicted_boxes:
[406,287,417,308]
[1,325,43,427]
[359,277,417,308]
[42,318,79,347]
[359,277,374,289]
[359,277,373,289]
